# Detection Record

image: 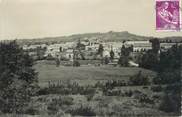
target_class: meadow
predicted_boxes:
[1,60,179,117]
[34,60,156,87]
[29,60,169,117]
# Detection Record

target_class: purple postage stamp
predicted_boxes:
[156,0,181,31]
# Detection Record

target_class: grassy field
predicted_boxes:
[34,60,156,87]
[2,60,177,117]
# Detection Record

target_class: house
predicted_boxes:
[160,43,177,49]
[103,50,110,57]
[125,41,152,52]
[85,41,100,51]
[59,49,74,61]
[132,43,152,52]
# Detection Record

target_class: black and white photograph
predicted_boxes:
[0,0,181,117]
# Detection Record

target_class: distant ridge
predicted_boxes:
[15,31,182,45]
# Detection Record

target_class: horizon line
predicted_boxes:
[1,30,182,41]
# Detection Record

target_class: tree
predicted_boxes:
[110,49,115,62]
[118,45,131,67]
[0,41,38,113]
[150,38,160,54]
[104,56,110,64]
[98,44,104,57]
[153,44,181,84]
[76,39,85,50]
[158,44,181,72]
[139,38,160,71]
[153,44,181,115]
[55,56,60,67]
[139,50,159,70]
[75,40,85,60]
[59,47,63,52]
[36,46,45,60]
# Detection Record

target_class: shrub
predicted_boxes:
[73,61,80,67]
[104,89,122,96]
[142,86,149,89]
[42,82,95,96]
[24,107,39,115]
[139,94,154,104]
[66,105,96,116]
[133,91,154,104]
[165,83,181,93]
[124,90,133,97]
[37,88,49,95]
[151,85,163,92]
[153,69,181,85]
[47,102,59,115]
[101,80,127,93]
[57,97,74,106]
[47,96,74,115]
[159,93,180,113]
[129,71,150,86]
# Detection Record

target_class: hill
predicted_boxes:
[16,31,182,45]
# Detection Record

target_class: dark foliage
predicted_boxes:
[129,71,150,86]
[0,41,38,113]
[159,93,181,114]
[151,85,163,92]
[66,106,96,116]
[153,69,181,84]
[98,44,104,57]
[40,81,95,95]
[139,51,159,71]
[104,56,110,64]
[110,49,115,61]
[154,44,182,114]
[153,44,181,84]
[158,44,181,72]
[73,60,80,67]
[139,38,160,71]
[150,38,160,54]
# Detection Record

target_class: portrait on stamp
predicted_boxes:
[156,0,180,31]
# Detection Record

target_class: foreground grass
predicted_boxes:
[16,60,178,117]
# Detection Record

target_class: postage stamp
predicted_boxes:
[156,0,181,31]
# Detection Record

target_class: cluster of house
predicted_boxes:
[22,39,180,62]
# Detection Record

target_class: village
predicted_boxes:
[22,38,180,67]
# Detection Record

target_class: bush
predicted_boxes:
[129,71,150,86]
[24,107,39,115]
[57,97,74,106]
[139,94,154,104]
[165,83,181,93]
[153,69,181,85]
[37,88,49,95]
[47,102,59,115]
[42,81,96,96]
[151,85,163,92]
[133,90,154,104]
[66,105,96,116]
[46,96,74,115]
[159,93,180,113]
[73,61,80,67]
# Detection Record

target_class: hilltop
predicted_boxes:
[16,31,182,45]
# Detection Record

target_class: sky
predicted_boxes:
[0,0,182,40]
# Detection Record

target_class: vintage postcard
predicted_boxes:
[0,0,181,117]
[156,0,181,31]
